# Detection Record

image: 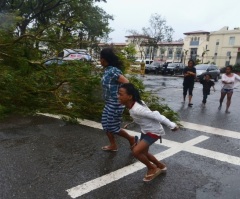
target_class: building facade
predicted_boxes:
[182,30,210,64]
[98,26,240,68]
[125,35,184,62]
[183,27,240,67]
[207,26,240,67]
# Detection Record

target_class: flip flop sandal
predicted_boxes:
[143,168,162,182]
[101,146,118,152]
[161,166,167,173]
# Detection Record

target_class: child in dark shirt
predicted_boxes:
[200,74,215,106]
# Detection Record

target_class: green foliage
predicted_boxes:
[0,1,180,126]
[124,76,181,125]
[123,44,137,61]
[0,60,104,120]
[195,59,201,65]
[233,63,240,72]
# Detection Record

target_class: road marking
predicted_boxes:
[66,129,240,198]
[39,114,240,140]
[125,129,240,166]
[181,121,240,140]
[66,135,209,198]
[39,114,240,197]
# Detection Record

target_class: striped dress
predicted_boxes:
[101,66,124,133]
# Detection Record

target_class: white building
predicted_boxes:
[183,27,240,67]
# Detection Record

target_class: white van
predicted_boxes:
[135,59,154,65]
[58,49,92,61]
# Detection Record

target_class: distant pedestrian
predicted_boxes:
[100,47,137,152]
[200,74,215,107]
[218,65,240,113]
[183,59,196,107]
[118,83,179,182]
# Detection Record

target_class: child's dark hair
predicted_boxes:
[205,74,212,78]
[188,59,195,66]
[100,47,123,69]
[120,83,144,105]
[226,65,233,71]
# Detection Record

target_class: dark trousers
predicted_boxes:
[202,92,208,104]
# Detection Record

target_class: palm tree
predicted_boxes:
[202,50,209,63]
[183,49,188,65]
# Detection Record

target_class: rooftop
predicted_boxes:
[183,30,210,35]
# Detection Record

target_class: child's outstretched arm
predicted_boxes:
[135,105,178,130]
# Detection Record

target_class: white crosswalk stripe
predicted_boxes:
[39,114,240,198]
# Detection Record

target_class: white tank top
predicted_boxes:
[222,73,240,89]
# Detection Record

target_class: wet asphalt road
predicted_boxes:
[0,74,240,199]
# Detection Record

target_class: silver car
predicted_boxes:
[195,64,220,82]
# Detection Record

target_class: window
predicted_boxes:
[168,48,173,58]
[190,40,199,46]
[206,45,208,50]
[226,51,231,56]
[229,37,235,45]
[225,61,230,66]
[214,53,218,56]
[206,35,210,41]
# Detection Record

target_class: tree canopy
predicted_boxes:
[0,0,111,119]
[0,2,180,124]
[128,13,174,60]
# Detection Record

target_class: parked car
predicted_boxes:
[58,49,92,61]
[220,66,226,73]
[134,59,153,66]
[166,63,185,75]
[195,64,220,82]
[43,57,87,66]
[162,61,173,75]
[43,58,66,66]
[145,61,163,74]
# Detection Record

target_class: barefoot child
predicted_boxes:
[199,74,215,106]
[118,83,179,182]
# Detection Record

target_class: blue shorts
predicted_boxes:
[221,88,233,93]
[140,133,160,145]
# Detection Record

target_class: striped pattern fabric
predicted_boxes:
[101,66,122,101]
[101,100,125,133]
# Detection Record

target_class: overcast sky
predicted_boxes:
[96,0,240,42]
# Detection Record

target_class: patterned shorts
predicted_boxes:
[101,100,124,134]
[221,88,233,93]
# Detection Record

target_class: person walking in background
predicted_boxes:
[218,65,240,113]
[118,83,179,182]
[200,74,215,107]
[183,60,196,107]
[100,48,137,152]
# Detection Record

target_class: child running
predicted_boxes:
[199,74,215,107]
[118,83,179,182]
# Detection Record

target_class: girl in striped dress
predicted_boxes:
[100,48,137,151]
